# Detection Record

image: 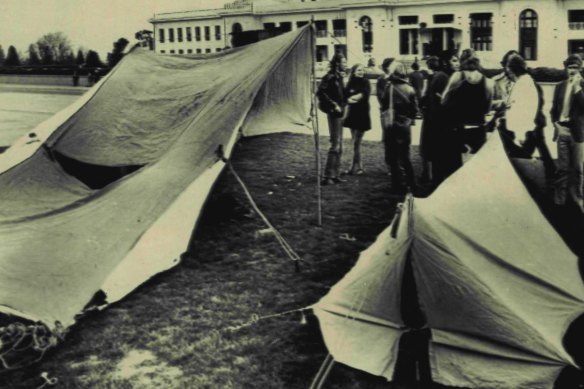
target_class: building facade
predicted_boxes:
[150,0,584,70]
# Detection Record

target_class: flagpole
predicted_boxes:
[310,18,323,227]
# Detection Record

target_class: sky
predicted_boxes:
[0,0,240,59]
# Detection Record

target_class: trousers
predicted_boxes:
[554,132,584,207]
[324,114,344,179]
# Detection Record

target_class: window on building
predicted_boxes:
[519,9,538,60]
[332,19,346,37]
[359,16,373,53]
[470,13,492,51]
[215,26,221,40]
[205,48,211,53]
[398,16,418,25]
[160,50,166,54]
[334,44,347,59]
[297,21,309,28]
[195,26,201,41]
[159,29,165,43]
[280,22,292,32]
[232,23,243,33]
[205,26,211,40]
[177,28,183,42]
[316,45,329,62]
[178,49,184,54]
[569,40,584,56]
[196,49,202,53]
[187,27,192,42]
[399,29,419,55]
[315,20,327,37]
[216,48,222,52]
[569,10,584,30]
[169,28,175,43]
[170,50,175,54]
[187,49,193,54]
[434,14,454,24]
[264,22,276,30]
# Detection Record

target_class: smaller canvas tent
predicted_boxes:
[314,133,584,389]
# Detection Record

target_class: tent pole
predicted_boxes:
[308,353,334,389]
[310,18,323,227]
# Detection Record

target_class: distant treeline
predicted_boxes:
[0,33,131,76]
[0,65,104,76]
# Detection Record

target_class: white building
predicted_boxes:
[150,0,584,69]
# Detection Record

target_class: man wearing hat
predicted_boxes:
[550,53,584,210]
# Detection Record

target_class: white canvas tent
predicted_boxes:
[0,27,312,369]
[314,133,584,389]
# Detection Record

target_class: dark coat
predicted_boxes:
[379,75,418,127]
[550,79,584,142]
[419,71,450,160]
[377,74,389,109]
[317,71,345,117]
[343,77,371,131]
[409,70,425,102]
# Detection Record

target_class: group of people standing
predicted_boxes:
[316,47,584,211]
[317,49,493,192]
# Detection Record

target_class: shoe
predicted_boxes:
[321,178,335,186]
[354,169,364,175]
[332,177,347,183]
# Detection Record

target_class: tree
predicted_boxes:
[75,49,85,66]
[27,44,40,65]
[0,46,5,65]
[135,30,153,49]
[36,32,72,65]
[107,37,129,68]
[62,50,75,65]
[5,45,21,66]
[85,50,103,68]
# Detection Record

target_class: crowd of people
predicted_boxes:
[316,48,584,211]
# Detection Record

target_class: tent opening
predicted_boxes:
[51,149,143,190]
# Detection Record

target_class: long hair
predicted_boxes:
[501,50,520,67]
[460,52,481,71]
[329,53,345,73]
[348,63,364,80]
[438,49,458,73]
[390,61,408,80]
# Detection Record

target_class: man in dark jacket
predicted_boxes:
[377,57,395,108]
[317,53,347,185]
[550,54,584,210]
[379,61,419,192]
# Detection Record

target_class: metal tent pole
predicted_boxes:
[310,18,323,227]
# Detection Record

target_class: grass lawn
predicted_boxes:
[1,133,415,389]
[1,133,582,389]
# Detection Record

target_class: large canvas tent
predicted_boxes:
[314,133,584,389]
[0,27,312,368]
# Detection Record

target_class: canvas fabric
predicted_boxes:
[0,27,311,329]
[314,132,584,389]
